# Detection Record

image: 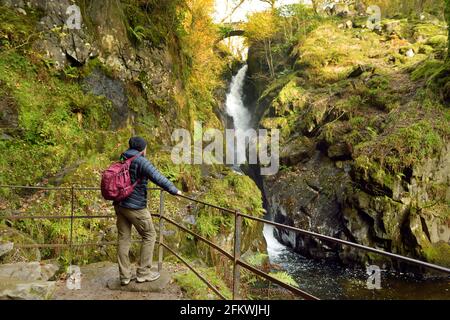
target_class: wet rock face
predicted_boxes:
[82,69,128,130]
[27,0,97,68]
[266,151,352,260]
[6,0,177,130]
[265,141,450,269]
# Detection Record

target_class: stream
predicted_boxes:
[225,65,450,300]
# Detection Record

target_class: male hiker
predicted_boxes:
[113,137,182,286]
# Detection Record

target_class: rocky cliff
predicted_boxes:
[0,0,265,273]
[245,7,450,271]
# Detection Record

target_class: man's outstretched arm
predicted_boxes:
[140,158,181,195]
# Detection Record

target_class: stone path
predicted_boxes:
[53,261,185,300]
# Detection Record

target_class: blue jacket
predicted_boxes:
[117,149,180,210]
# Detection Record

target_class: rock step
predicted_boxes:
[107,270,171,293]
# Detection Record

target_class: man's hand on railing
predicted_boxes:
[177,190,183,196]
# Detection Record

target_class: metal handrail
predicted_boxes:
[160,242,228,300]
[237,212,450,274]
[162,215,234,261]
[1,184,449,302]
[176,193,236,214]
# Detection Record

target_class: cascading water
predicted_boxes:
[225,65,252,166]
[225,65,288,261]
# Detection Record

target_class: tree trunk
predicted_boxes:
[268,38,275,78]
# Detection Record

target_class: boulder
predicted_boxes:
[266,152,352,260]
[31,0,96,69]
[0,262,59,281]
[327,142,352,160]
[0,242,14,258]
[0,279,55,300]
[280,136,315,166]
[41,264,60,281]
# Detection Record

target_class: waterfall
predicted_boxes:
[263,224,288,259]
[225,65,252,165]
[225,64,287,260]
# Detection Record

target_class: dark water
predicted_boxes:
[264,225,450,300]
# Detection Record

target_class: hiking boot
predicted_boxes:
[136,271,160,283]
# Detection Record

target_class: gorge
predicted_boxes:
[0,0,449,300]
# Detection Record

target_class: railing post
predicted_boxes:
[69,185,75,264]
[233,210,242,300]
[158,190,165,272]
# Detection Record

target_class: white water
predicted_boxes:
[263,224,288,260]
[225,65,288,260]
[225,65,252,165]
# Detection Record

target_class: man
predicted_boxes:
[114,137,182,286]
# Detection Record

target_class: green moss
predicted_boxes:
[0,52,113,186]
[446,0,450,57]
[260,117,288,130]
[426,35,448,49]
[422,242,450,267]
[195,173,264,238]
[384,121,443,171]
[268,271,298,287]
[173,267,232,300]
[271,79,307,115]
[0,5,40,50]
[355,118,445,174]
[413,23,447,42]
[244,252,269,267]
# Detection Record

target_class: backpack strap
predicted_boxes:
[121,151,144,163]
[124,151,144,186]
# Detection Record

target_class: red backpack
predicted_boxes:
[101,152,143,202]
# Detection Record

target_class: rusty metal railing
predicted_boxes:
[0,185,449,301]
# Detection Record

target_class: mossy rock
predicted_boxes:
[422,242,450,268]
[413,23,447,43]
[260,117,288,130]
[0,224,41,263]
[173,267,232,300]
[426,35,448,49]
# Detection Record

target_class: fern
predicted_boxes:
[128,25,146,43]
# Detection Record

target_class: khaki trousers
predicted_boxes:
[114,205,156,281]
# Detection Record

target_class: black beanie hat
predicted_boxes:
[129,136,147,152]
